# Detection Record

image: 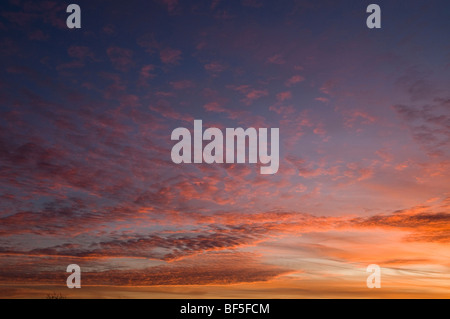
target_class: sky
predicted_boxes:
[0,0,449,298]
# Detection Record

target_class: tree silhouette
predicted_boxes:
[46,292,67,299]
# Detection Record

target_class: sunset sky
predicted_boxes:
[0,0,449,298]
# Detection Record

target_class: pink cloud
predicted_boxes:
[2,11,37,27]
[169,80,195,90]
[102,24,115,34]
[204,102,225,113]
[204,61,226,73]
[137,33,160,53]
[149,99,194,123]
[229,85,268,105]
[313,123,327,136]
[285,75,305,87]
[315,97,329,103]
[140,65,156,78]
[269,104,295,116]
[56,60,84,70]
[160,48,182,64]
[119,94,140,108]
[155,91,175,97]
[107,47,134,71]
[160,0,179,13]
[211,0,221,10]
[68,46,94,60]
[242,0,264,8]
[320,80,338,95]
[138,65,156,87]
[343,163,374,182]
[28,30,48,41]
[276,91,292,101]
[344,110,377,128]
[266,54,285,65]
[230,84,250,93]
[242,89,268,105]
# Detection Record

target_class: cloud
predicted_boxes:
[242,0,264,8]
[137,33,160,53]
[395,67,438,101]
[149,99,194,122]
[319,80,337,95]
[276,91,292,101]
[204,61,226,73]
[204,102,226,113]
[2,11,37,27]
[169,80,195,90]
[266,54,285,65]
[211,0,221,10]
[229,85,268,105]
[286,156,338,178]
[107,47,134,71]
[0,252,290,286]
[343,110,377,128]
[68,46,95,60]
[23,228,262,261]
[1,199,449,289]
[285,75,305,87]
[138,65,156,86]
[28,30,48,41]
[349,205,450,243]
[91,253,289,286]
[244,89,268,104]
[393,98,450,157]
[160,48,182,64]
[315,97,329,103]
[102,24,115,35]
[159,0,180,14]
